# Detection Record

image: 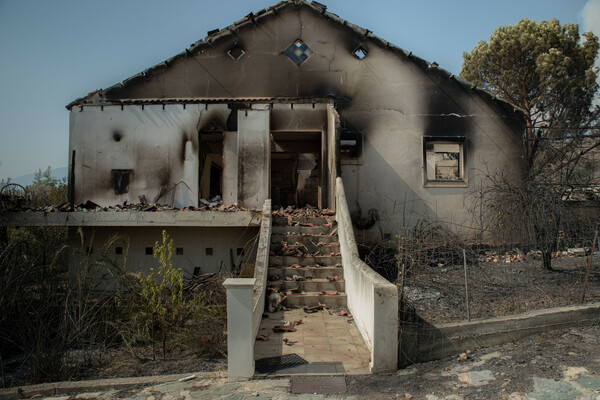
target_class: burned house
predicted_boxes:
[5,0,525,276]
[60,1,523,273]
[0,0,528,375]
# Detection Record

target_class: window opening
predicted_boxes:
[284,39,313,66]
[115,247,123,255]
[112,169,132,195]
[205,247,213,256]
[353,46,368,60]
[145,247,153,255]
[423,137,467,186]
[176,247,184,255]
[340,131,362,160]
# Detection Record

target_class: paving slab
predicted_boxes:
[458,370,496,386]
[529,377,581,400]
[255,308,370,376]
[574,375,600,390]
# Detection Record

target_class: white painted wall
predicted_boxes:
[336,177,399,373]
[68,225,259,288]
[70,104,205,207]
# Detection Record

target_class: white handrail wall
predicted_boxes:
[223,199,271,382]
[252,199,272,337]
[335,177,398,372]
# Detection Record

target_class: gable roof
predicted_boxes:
[66,0,523,117]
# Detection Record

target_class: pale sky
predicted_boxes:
[0,0,598,180]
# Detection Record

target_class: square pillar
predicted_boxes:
[223,278,256,381]
[237,107,270,210]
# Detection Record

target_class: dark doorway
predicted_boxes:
[209,163,222,199]
[271,132,321,208]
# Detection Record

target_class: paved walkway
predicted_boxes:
[4,326,599,400]
[254,308,370,375]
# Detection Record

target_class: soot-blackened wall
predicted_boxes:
[70,4,525,238]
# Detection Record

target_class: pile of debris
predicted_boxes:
[183,272,227,305]
[478,247,595,264]
[8,198,247,213]
[269,239,340,258]
[272,205,335,219]
[183,272,222,294]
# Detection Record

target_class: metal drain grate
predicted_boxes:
[291,375,347,394]
[255,353,308,374]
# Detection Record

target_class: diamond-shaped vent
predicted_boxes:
[353,46,368,60]
[284,40,313,66]
[228,43,245,61]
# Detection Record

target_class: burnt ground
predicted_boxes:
[347,323,600,399]
[9,324,600,399]
[4,254,598,389]
[401,254,600,324]
[67,255,600,384]
[78,347,226,381]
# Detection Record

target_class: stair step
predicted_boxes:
[268,266,344,279]
[313,244,340,254]
[269,255,341,266]
[283,292,347,307]
[270,241,339,253]
[272,226,334,235]
[268,279,345,292]
[273,216,334,226]
[271,234,339,244]
[268,267,344,280]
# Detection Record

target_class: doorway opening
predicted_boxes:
[271,131,322,208]
[199,129,224,200]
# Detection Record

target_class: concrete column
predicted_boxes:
[223,278,256,382]
[174,139,199,208]
[237,107,270,210]
[326,104,340,210]
[222,131,238,205]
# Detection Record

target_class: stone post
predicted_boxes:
[223,278,256,382]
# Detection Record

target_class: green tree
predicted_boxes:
[461,18,599,174]
[462,19,600,270]
[29,166,67,207]
[136,230,184,360]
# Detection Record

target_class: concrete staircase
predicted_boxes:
[267,212,346,308]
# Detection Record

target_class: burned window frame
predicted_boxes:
[111,169,133,195]
[422,136,467,188]
[339,131,363,165]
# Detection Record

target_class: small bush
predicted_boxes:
[120,230,227,360]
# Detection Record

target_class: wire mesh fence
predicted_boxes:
[362,210,600,325]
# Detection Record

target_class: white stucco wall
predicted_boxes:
[68,226,259,288]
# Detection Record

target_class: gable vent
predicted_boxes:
[228,43,245,61]
[284,39,313,66]
[353,46,368,60]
